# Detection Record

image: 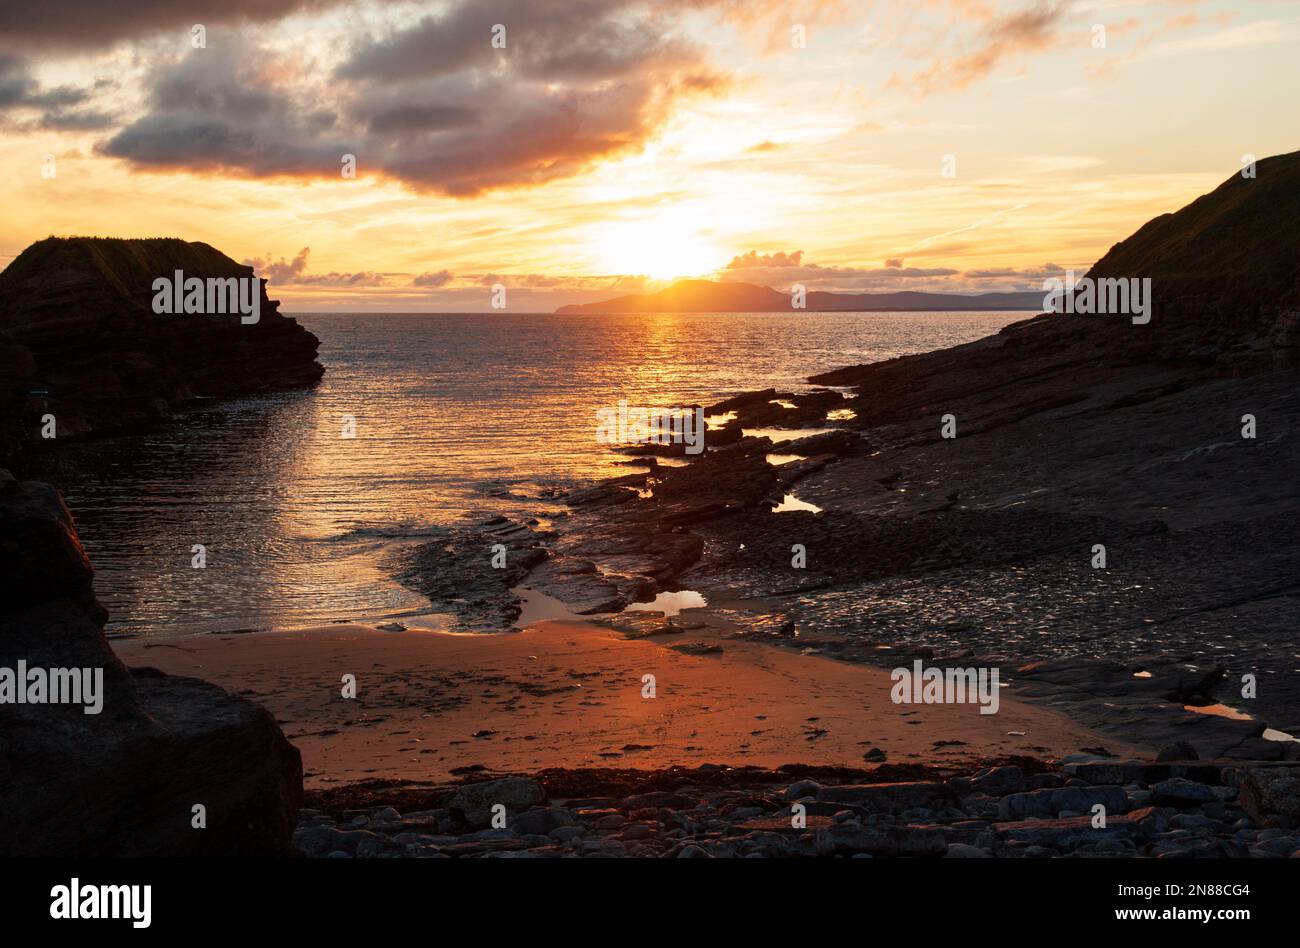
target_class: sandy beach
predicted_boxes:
[117,620,1149,789]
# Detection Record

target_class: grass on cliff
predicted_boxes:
[0,236,254,307]
[1087,150,1300,311]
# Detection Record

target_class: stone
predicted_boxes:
[621,823,657,841]
[997,786,1127,820]
[618,791,695,810]
[814,824,947,858]
[945,843,992,858]
[676,844,712,858]
[970,765,1025,795]
[1237,767,1300,829]
[816,781,956,814]
[0,474,301,857]
[447,777,546,827]
[1151,777,1220,807]
[511,807,575,836]
[783,778,822,800]
[1156,741,1198,762]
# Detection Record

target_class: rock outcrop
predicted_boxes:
[0,236,323,465]
[0,470,302,856]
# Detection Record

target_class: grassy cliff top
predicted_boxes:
[1087,150,1300,313]
[0,236,256,309]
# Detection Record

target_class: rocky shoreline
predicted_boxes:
[391,157,1300,761]
[5,154,1298,858]
[295,756,1300,859]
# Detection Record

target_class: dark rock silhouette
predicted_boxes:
[1087,149,1300,357]
[0,236,323,465]
[0,470,302,856]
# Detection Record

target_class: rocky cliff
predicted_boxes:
[0,236,324,466]
[0,468,303,856]
[1087,150,1300,353]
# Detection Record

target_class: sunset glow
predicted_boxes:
[0,1,1297,310]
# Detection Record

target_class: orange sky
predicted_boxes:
[1,0,1296,310]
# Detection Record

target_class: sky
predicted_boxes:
[0,0,1295,311]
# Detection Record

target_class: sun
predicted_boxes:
[588,214,728,281]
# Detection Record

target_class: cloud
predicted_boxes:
[413,270,454,287]
[0,0,354,52]
[963,262,1065,280]
[712,250,1088,294]
[337,0,698,85]
[726,249,805,269]
[0,53,110,130]
[468,272,653,292]
[717,250,961,291]
[96,1,731,196]
[38,109,117,130]
[1106,16,1288,70]
[243,247,387,286]
[99,51,348,177]
[889,1,1068,97]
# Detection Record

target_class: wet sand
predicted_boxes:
[116,621,1149,789]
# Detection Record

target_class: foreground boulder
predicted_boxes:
[0,236,323,463]
[0,471,302,856]
[1237,767,1300,829]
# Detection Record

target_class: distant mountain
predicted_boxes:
[554,279,1045,314]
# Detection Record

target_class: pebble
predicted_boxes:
[292,759,1297,859]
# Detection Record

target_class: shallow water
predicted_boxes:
[29,310,1022,635]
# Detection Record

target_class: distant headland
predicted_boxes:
[554,280,1045,314]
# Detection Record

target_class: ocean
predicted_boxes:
[29,310,1024,635]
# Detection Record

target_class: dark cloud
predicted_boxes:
[367,105,478,135]
[39,109,117,131]
[0,54,89,108]
[0,0,351,52]
[336,0,696,84]
[98,3,729,196]
[0,53,110,130]
[100,52,348,176]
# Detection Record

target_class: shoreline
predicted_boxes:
[103,335,1299,776]
[114,620,1300,861]
[116,619,1152,791]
